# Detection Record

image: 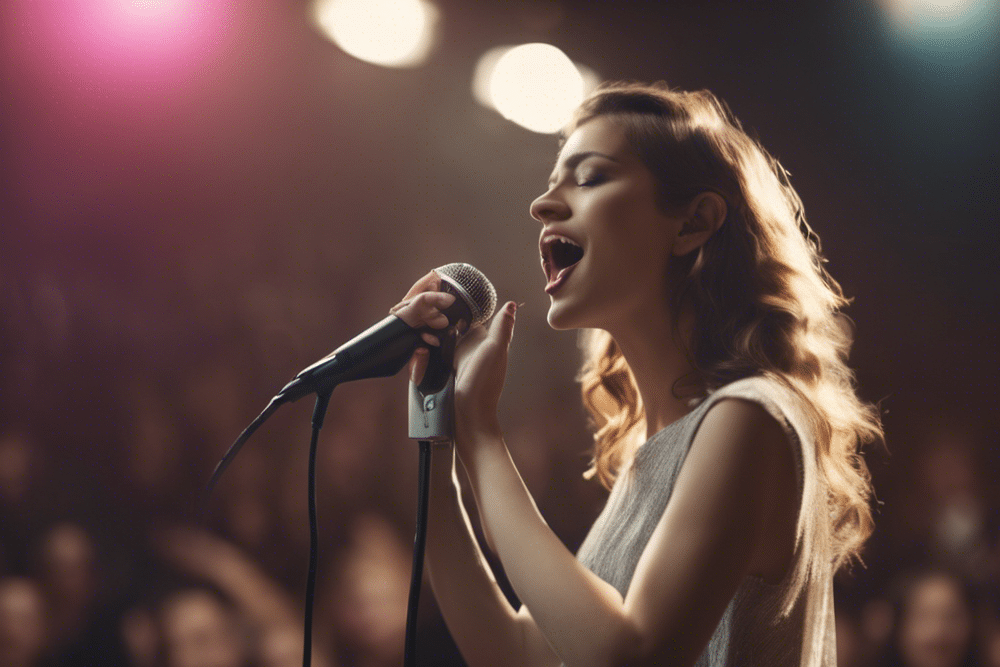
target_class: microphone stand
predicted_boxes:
[404,330,457,667]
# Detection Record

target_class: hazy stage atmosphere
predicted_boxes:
[1,1,998,666]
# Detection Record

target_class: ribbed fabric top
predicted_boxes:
[575,375,836,667]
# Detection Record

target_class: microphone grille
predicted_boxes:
[435,263,497,326]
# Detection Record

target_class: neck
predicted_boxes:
[607,302,701,439]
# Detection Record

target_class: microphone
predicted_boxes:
[277,263,497,402]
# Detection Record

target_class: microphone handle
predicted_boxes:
[279,315,420,402]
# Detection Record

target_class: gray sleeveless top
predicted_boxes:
[575,376,836,667]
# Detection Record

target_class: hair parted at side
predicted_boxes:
[569,81,884,573]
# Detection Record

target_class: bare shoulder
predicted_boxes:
[694,397,800,583]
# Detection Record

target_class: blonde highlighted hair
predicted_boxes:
[572,82,883,571]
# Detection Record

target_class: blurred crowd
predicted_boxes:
[3,382,999,667]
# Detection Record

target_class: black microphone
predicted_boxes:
[277,263,497,402]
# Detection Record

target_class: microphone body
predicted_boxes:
[277,263,496,402]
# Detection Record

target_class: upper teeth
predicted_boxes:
[546,235,580,249]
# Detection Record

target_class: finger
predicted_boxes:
[409,347,430,385]
[388,299,411,315]
[401,270,442,301]
[394,292,456,328]
[421,332,441,347]
[416,291,456,313]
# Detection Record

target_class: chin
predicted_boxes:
[546,298,593,331]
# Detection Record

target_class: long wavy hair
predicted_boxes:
[571,82,884,571]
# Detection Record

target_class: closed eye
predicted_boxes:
[577,174,606,187]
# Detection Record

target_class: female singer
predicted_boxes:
[390,82,884,667]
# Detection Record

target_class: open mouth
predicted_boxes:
[540,234,584,292]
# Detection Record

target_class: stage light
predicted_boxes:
[478,43,587,134]
[311,0,439,68]
[473,47,600,115]
[87,0,192,46]
[25,0,224,77]
[472,46,511,109]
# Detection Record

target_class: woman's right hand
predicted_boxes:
[390,270,517,440]
[388,270,457,386]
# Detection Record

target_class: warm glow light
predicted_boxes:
[311,0,438,68]
[485,43,586,134]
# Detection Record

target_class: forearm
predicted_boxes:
[426,444,557,667]
[458,426,639,667]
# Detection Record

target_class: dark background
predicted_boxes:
[1,1,998,666]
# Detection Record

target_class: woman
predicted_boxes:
[391,82,883,667]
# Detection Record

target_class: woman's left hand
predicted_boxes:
[452,300,518,442]
[389,271,517,441]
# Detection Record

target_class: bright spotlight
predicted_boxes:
[311,0,439,68]
[485,43,586,134]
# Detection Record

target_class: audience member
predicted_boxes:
[0,577,48,667]
[879,569,980,667]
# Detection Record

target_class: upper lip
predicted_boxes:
[539,230,584,282]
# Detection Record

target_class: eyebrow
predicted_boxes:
[547,151,620,188]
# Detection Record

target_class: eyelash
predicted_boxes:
[577,174,604,187]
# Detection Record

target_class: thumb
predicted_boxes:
[489,301,517,347]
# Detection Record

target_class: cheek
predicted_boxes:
[594,192,669,259]
[601,219,671,286]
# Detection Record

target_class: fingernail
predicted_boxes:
[506,301,517,316]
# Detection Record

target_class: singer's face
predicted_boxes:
[532,116,684,331]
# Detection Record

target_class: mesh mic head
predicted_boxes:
[435,263,497,326]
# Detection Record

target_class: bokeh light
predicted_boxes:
[311,0,439,68]
[478,43,587,134]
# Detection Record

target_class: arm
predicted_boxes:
[457,397,797,667]
[391,273,558,667]
[425,443,559,667]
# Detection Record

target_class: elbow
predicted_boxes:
[595,627,681,667]
[577,623,653,667]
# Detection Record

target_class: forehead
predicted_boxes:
[556,115,632,166]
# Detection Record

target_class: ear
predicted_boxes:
[672,191,727,257]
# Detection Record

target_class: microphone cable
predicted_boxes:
[199,389,334,667]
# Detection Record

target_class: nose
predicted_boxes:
[529,188,569,224]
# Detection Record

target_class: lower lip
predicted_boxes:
[545,263,578,295]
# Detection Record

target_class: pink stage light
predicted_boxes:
[37,0,227,76]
